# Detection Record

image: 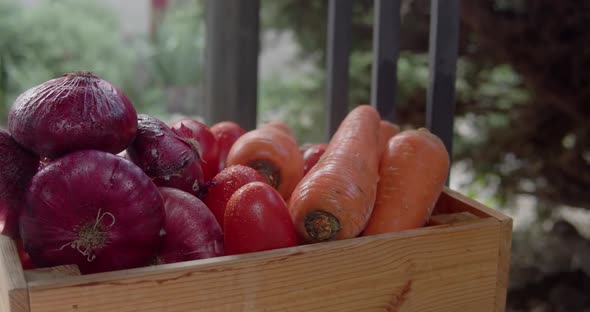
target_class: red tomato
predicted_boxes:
[170,119,219,182]
[299,143,314,155]
[210,121,245,172]
[302,143,328,175]
[224,182,298,255]
[203,165,266,230]
[15,239,35,270]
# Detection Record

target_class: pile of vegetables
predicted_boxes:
[0,72,449,275]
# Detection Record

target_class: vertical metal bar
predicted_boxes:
[426,0,460,162]
[0,55,6,124]
[371,0,401,122]
[205,0,260,130]
[325,0,353,141]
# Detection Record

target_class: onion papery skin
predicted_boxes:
[127,114,204,196]
[20,150,165,274]
[8,72,138,158]
[0,129,39,238]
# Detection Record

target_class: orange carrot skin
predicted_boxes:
[378,120,400,156]
[262,121,295,138]
[288,105,381,242]
[226,126,304,200]
[363,128,450,236]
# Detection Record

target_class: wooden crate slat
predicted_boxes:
[0,190,512,312]
[434,187,511,222]
[0,236,29,312]
[24,265,81,284]
[428,212,479,226]
[25,217,502,312]
[370,0,401,122]
[495,218,513,312]
[426,0,461,161]
[325,0,353,141]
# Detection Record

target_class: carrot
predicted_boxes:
[378,120,400,157]
[288,105,381,242]
[261,120,295,138]
[363,128,450,236]
[226,125,303,200]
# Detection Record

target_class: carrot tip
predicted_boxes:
[304,211,340,242]
[248,159,280,189]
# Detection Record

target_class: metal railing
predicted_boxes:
[205,0,460,162]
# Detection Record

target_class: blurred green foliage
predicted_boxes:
[146,0,205,87]
[0,0,141,121]
[258,71,325,144]
[257,0,549,211]
[0,0,567,211]
[0,0,206,124]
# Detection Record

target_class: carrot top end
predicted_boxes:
[248,159,281,189]
[304,210,341,242]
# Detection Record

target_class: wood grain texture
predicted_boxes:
[0,236,28,312]
[24,265,80,284]
[434,187,511,221]
[433,188,513,311]
[0,189,511,312]
[26,219,502,312]
[494,218,513,312]
[428,212,479,226]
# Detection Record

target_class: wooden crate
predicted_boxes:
[0,188,512,312]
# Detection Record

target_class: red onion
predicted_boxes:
[127,114,204,196]
[37,157,52,171]
[157,187,223,264]
[170,119,219,182]
[20,150,165,274]
[0,129,39,238]
[8,72,138,158]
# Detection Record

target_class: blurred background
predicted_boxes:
[1,0,589,310]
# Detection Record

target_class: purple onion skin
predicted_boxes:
[127,114,205,196]
[0,129,39,238]
[8,72,138,158]
[37,157,52,171]
[20,150,165,274]
[151,160,205,197]
[157,187,223,264]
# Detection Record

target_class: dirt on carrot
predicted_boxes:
[226,125,304,200]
